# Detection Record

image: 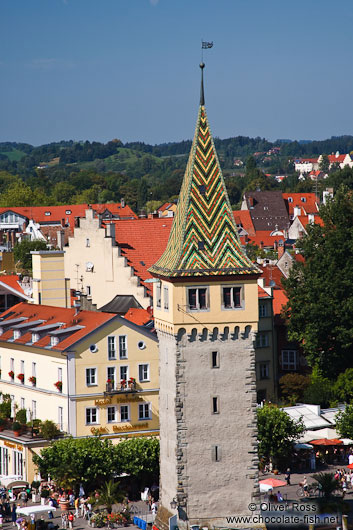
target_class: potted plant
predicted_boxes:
[106,378,113,391]
[29,376,36,386]
[12,421,21,437]
[54,381,62,392]
[40,488,50,505]
[31,480,41,503]
[128,377,136,389]
[120,379,126,390]
[17,373,25,384]
[8,370,14,380]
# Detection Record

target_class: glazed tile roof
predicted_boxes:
[0,303,117,351]
[149,93,258,278]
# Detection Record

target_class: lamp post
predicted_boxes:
[170,498,178,511]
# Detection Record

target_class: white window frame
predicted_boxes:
[138,364,150,382]
[108,336,116,360]
[138,402,151,420]
[107,366,116,386]
[163,285,169,311]
[32,362,36,377]
[119,365,129,382]
[107,406,118,423]
[85,407,98,425]
[10,358,14,371]
[187,286,209,312]
[58,406,64,431]
[118,335,128,359]
[86,367,97,386]
[222,285,244,310]
[120,405,130,422]
[32,400,37,420]
[58,367,63,382]
[20,397,25,410]
[20,360,24,373]
[156,282,161,308]
[282,350,297,371]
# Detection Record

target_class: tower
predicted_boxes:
[149,63,260,529]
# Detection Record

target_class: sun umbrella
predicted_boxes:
[259,478,287,488]
[309,438,343,446]
[347,463,353,469]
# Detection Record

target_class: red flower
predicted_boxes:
[17,373,24,382]
[54,381,63,391]
[8,370,14,379]
[106,379,112,383]
[29,376,36,385]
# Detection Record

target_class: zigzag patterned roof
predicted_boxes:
[149,98,258,278]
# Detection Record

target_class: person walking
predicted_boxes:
[74,498,79,518]
[11,504,16,527]
[284,468,291,485]
[68,512,74,530]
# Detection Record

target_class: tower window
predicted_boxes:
[212,396,219,414]
[198,184,206,196]
[187,287,208,311]
[212,445,221,462]
[222,286,243,309]
[211,351,219,368]
[198,240,205,250]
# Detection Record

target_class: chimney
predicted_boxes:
[106,223,116,240]
[121,198,125,208]
[293,206,301,218]
[56,230,65,250]
[73,299,81,316]
[278,241,285,259]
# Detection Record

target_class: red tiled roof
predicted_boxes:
[124,308,153,326]
[241,231,284,248]
[157,202,174,212]
[272,288,288,316]
[258,285,270,298]
[294,254,305,263]
[112,218,174,293]
[0,302,117,351]
[233,210,256,236]
[328,154,346,163]
[259,265,285,290]
[0,203,137,233]
[0,275,26,296]
[297,158,318,164]
[297,215,324,228]
[282,193,319,215]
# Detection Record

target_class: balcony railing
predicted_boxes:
[105,380,137,395]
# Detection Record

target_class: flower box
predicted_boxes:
[17,373,25,383]
[54,381,62,392]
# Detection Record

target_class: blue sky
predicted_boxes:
[1,0,353,146]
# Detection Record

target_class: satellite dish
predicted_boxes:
[89,344,98,353]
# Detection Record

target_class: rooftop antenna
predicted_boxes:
[200,40,214,106]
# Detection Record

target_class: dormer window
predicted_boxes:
[32,333,39,344]
[65,210,72,215]
[51,336,59,347]
[288,197,293,203]
[13,330,21,340]
[45,211,51,216]
[301,197,306,202]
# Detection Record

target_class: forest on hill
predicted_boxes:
[0,135,353,212]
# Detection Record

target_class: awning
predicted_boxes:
[0,476,28,488]
[294,443,313,450]
[310,438,343,446]
[16,506,56,516]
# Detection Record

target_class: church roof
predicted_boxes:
[149,65,258,279]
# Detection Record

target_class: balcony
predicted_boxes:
[105,380,137,395]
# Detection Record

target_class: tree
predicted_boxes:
[319,154,330,173]
[39,420,60,440]
[283,187,353,379]
[94,480,124,513]
[312,472,342,499]
[115,438,159,491]
[257,404,305,467]
[336,404,353,439]
[279,373,311,404]
[32,436,119,493]
[14,240,48,271]
[333,368,353,403]
[302,367,333,408]
[0,182,35,207]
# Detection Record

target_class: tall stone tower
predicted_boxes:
[149,63,260,529]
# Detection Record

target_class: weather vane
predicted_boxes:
[201,40,213,62]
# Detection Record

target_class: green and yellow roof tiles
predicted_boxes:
[149,105,259,278]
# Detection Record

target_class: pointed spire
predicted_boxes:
[200,62,205,106]
[149,66,259,279]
